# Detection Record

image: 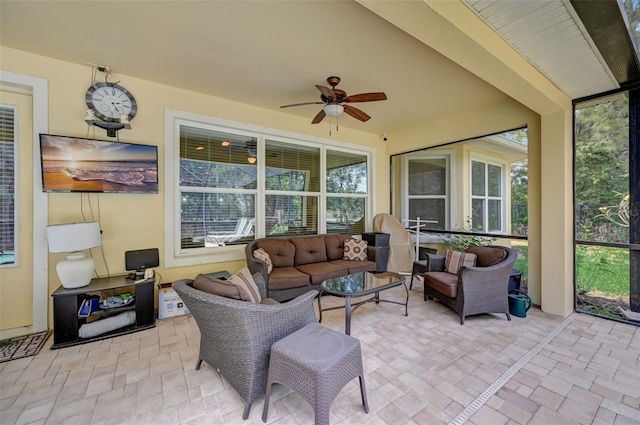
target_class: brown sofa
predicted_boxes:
[246,234,389,301]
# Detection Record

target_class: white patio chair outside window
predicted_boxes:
[205,218,254,247]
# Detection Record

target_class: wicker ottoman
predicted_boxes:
[262,323,369,425]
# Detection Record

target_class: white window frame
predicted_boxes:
[164,109,374,268]
[469,153,507,233]
[0,104,18,269]
[401,151,456,238]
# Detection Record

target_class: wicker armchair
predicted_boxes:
[422,246,517,324]
[172,275,317,420]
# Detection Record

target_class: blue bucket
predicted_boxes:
[508,289,532,318]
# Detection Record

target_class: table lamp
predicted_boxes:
[46,221,102,289]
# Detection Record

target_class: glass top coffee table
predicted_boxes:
[318,271,408,335]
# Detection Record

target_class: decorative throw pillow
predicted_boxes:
[343,238,368,261]
[227,268,262,303]
[253,248,273,273]
[194,268,262,303]
[445,249,477,275]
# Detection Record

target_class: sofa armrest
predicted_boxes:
[245,241,270,286]
[368,245,389,271]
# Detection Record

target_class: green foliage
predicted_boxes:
[447,219,497,251]
[507,128,529,235]
[575,245,629,297]
[575,97,629,207]
[512,241,529,285]
[595,192,630,228]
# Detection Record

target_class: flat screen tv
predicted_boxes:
[39,134,158,193]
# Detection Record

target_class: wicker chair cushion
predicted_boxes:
[324,234,351,260]
[424,271,459,298]
[193,274,245,300]
[260,298,280,305]
[253,248,273,273]
[445,250,477,275]
[292,236,328,265]
[257,239,296,268]
[343,238,367,261]
[465,245,507,267]
[194,268,262,303]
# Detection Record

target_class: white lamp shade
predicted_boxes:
[323,104,344,117]
[46,222,101,253]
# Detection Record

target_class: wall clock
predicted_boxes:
[85,82,137,123]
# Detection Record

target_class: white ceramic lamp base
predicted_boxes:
[56,252,95,289]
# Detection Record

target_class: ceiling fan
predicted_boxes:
[280,76,387,124]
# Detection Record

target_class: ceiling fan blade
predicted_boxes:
[280,101,324,108]
[344,92,387,103]
[311,109,326,124]
[315,85,337,102]
[343,104,371,122]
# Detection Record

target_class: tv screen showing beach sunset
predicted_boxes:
[40,134,158,193]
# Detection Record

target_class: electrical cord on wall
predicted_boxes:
[79,192,111,278]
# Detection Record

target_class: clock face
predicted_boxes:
[85,83,137,122]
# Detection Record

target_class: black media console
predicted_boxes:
[51,275,155,349]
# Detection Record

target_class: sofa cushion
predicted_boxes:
[329,259,377,274]
[292,236,327,265]
[424,271,459,298]
[445,250,477,275]
[295,262,347,285]
[253,248,273,273]
[260,298,280,305]
[343,238,367,261]
[325,234,351,261]
[257,239,296,268]
[267,266,310,290]
[194,268,261,303]
[465,245,507,267]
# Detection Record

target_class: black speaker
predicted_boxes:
[125,248,159,274]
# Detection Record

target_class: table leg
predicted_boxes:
[345,295,352,335]
[403,282,409,316]
[318,288,324,323]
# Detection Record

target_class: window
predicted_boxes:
[0,105,17,266]
[326,149,368,235]
[265,139,320,236]
[403,154,451,230]
[179,127,257,249]
[471,158,505,232]
[165,110,372,267]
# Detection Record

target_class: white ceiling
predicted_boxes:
[0,1,620,136]
[462,0,618,99]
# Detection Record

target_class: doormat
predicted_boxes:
[0,330,51,363]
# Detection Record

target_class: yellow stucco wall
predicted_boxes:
[0,47,387,329]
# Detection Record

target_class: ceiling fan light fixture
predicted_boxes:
[323,104,344,117]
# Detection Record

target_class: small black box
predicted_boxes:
[361,232,390,247]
